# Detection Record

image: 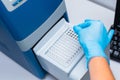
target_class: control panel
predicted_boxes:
[1,0,27,12]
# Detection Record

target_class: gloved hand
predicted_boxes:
[73,19,114,68]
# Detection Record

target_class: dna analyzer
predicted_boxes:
[0,0,88,79]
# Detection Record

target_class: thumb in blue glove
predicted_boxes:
[73,19,114,68]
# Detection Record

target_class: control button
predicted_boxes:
[113,51,119,57]
[113,41,117,45]
[113,46,117,50]
[114,36,118,41]
[109,49,113,54]
[12,0,23,6]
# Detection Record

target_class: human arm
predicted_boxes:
[89,57,114,80]
[73,19,115,80]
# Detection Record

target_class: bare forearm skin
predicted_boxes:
[89,57,115,80]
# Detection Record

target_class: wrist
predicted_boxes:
[89,57,109,69]
[89,57,115,80]
[87,52,109,65]
[83,43,110,68]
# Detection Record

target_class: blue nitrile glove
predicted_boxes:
[73,19,114,68]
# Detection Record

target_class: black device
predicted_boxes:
[110,0,120,62]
